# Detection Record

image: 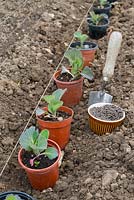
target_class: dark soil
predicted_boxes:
[0,0,134,199]
[57,72,81,82]
[22,151,57,169]
[90,104,124,121]
[39,111,71,122]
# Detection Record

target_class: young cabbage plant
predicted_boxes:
[63,49,94,80]
[74,31,89,48]
[89,11,107,25]
[36,88,67,119]
[19,126,58,167]
[99,0,108,7]
[5,195,21,200]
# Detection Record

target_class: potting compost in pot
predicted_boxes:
[90,104,123,121]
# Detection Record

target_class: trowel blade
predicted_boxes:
[88,91,113,106]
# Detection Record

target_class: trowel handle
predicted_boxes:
[103,31,122,81]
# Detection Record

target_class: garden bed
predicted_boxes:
[0,0,134,199]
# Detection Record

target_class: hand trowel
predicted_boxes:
[88,31,122,106]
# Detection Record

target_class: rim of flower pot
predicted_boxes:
[0,191,35,200]
[18,139,61,173]
[37,106,74,125]
[87,17,109,28]
[53,69,84,85]
[70,41,98,51]
[88,102,125,123]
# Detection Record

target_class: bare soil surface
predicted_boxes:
[0,0,134,200]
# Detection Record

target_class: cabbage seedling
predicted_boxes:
[63,49,94,80]
[89,11,107,25]
[19,126,58,167]
[99,0,108,8]
[5,195,21,200]
[36,89,67,121]
[74,31,89,48]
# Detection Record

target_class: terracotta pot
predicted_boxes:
[18,139,61,191]
[70,42,98,67]
[0,191,35,200]
[88,103,125,135]
[53,69,84,106]
[37,106,74,149]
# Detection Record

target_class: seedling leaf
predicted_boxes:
[81,66,94,80]
[5,194,22,200]
[89,11,106,25]
[40,129,49,140]
[48,100,63,116]
[65,49,83,76]
[43,95,54,104]
[45,147,58,160]
[74,31,88,48]
[43,89,66,116]
[53,88,67,100]
[19,126,36,151]
[36,107,45,116]
[74,31,82,38]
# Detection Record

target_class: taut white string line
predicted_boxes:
[0,0,95,177]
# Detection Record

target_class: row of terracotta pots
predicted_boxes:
[16,0,122,194]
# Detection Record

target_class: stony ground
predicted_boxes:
[0,0,134,199]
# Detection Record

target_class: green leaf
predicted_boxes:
[34,130,49,154]
[6,194,22,200]
[33,129,38,143]
[74,31,82,39]
[48,100,63,116]
[52,89,67,101]
[100,0,107,6]
[40,129,49,140]
[81,34,88,43]
[74,31,88,48]
[36,107,45,116]
[19,126,51,155]
[65,49,83,76]
[19,126,36,151]
[81,66,94,80]
[89,11,106,25]
[30,131,48,155]
[45,147,58,160]
[43,95,54,104]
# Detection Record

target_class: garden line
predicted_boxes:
[0,0,95,178]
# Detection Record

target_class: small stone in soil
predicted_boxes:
[90,105,123,121]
